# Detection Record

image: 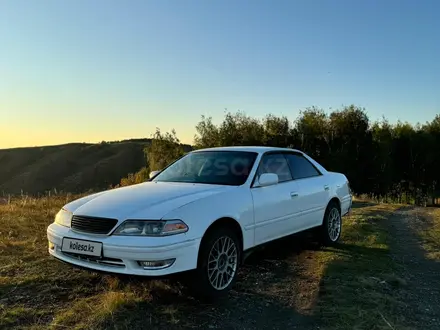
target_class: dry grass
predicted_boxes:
[314,202,410,330]
[0,196,416,329]
[415,207,440,260]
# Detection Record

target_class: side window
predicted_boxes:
[257,153,292,182]
[285,153,321,180]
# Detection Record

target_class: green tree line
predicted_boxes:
[121,105,440,206]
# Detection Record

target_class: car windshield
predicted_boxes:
[153,151,258,186]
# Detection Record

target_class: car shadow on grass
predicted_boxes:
[91,233,322,330]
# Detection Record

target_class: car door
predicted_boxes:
[250,153,301,246]
[285,153,330,229]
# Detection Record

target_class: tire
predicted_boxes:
[189,226,241,301]
[319,201,342,245]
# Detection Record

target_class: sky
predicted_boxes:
[1,0,439,148]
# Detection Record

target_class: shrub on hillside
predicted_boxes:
[116,128,186,187]
[117,167,149,187]
[145,128,186,171]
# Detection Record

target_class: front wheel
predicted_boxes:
[319,202,342,245]
[189,227,241,301]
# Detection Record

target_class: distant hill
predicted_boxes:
[0,139,191,195]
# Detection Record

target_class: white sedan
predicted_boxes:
[47,146,352,299]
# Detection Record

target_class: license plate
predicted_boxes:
[61,238,102,257]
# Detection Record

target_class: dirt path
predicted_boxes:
[387,207,440,329]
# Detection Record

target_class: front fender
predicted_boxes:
[162,187,255,250]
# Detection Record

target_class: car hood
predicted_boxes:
[65,181,234,220]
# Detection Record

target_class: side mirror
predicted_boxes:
[149,170,161,179]
[258,173,279,187]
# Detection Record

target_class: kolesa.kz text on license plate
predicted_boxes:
[61,238,102,257]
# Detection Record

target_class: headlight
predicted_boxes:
[54,208,72,227]
[113,220,188,236]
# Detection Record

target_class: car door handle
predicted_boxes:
[324,185,330,191]
[290,192,299,198]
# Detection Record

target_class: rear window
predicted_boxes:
[285,153,321,179]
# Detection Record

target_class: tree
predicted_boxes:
[194,110,265,147]
[325,105,373,194]
[370,118,394,201]
[293,107,330,165]
[194,115,220,149]
[263,114,293,147]
[145,128,186,171]
[422,115,440,204]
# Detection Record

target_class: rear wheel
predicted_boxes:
[319,202,342,245]
[190,227,241,300]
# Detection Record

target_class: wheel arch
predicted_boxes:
[328,196,341,212]
[321,196,341,225]
[198,217,244,264]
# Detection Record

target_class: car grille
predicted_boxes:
[62,252,125,268]
[71,215,118,235]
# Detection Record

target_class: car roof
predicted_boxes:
[192,146,303,154]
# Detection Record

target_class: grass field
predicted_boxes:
[415,207,440,261]
[0,196,428,329]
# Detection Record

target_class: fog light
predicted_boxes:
[48,241,55,250]
[138,258,175,270]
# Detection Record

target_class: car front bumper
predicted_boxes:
[47,223,201,276]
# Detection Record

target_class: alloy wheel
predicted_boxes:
[327,208,341,241]
[207,236,238,290]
